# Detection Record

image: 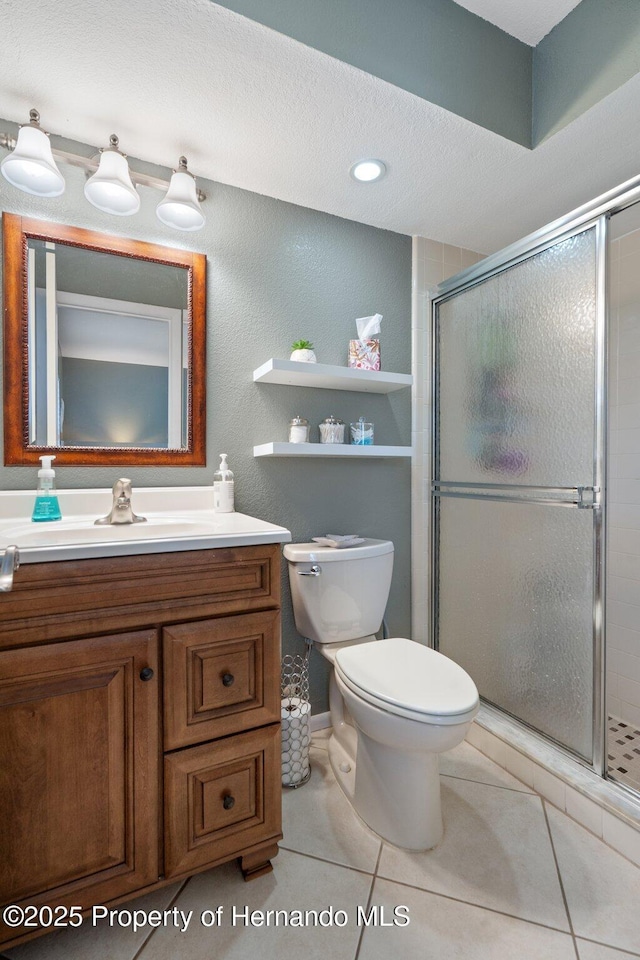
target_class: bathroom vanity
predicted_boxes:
[0,489,290,949]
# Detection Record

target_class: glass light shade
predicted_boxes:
[156,166,205,232]
[84,148,140,216]
[1,123,65,197]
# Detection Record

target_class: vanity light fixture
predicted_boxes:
[349,159,387,183]
[156,157,205,231]
[0,109,208,231]
[0,109,65,197]
[84,135,140,216]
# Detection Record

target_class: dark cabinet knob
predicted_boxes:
[222,795,235,810]
[222,673,235,687]
[140,667,154,681]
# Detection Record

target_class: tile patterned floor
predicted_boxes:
[5,732,640,960]
[608,717,640,793]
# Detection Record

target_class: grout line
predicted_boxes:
[130,877,190,960]
[440,771,536,796]
[353,860,378,960]
[278,844,376,879]
[371,871,577,939]
[575,936,640,958]
[372,839,384,878]
[540,799,580,960]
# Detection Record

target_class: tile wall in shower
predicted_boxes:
[607,229,640,743]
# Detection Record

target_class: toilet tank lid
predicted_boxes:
[283,539,393,563]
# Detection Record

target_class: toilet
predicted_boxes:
[284,538,479,850]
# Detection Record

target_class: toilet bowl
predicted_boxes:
[284,539,479,850]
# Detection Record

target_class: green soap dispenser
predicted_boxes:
[31,455,62,522]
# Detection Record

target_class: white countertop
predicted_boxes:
[0,486,291,563]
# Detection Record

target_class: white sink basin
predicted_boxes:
[2,515,224,546]
[0,486,291,563]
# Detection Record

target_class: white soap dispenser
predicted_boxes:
[31,455,62,522]
[213,453,235,513]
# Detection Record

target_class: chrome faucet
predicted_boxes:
[0,545,20,592]
[95,479,147,526]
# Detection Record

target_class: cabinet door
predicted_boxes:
[164,724,281,878]
[163,610,281,749]
[0,630,159,943]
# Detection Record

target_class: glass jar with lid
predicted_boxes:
[289,416,310,443]
[350,417,374,445]
[319,415,346,444]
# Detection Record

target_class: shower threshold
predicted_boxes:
[471,704,640,846]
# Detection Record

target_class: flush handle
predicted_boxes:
[298,564,321,577]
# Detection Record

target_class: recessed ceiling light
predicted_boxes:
[350,159,387,182]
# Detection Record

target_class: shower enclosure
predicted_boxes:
[430,177,640,797]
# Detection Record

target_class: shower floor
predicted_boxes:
[608,716,640,793]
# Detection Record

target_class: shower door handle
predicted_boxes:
[432,482,601,509]
[577,486,600,509]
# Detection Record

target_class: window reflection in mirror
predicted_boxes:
[28,240,189,449]
[2,214,206,466]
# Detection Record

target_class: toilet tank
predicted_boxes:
[284,539,394,644]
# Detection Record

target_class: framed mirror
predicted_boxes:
[3,213,206,465]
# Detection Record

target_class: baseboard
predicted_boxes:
[311,711,331,732]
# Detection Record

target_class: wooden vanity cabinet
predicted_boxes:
[0,630,159,910]
[0,543,283,949]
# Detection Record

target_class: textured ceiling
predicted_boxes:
[1,0,639,254]
[452,0,582,45]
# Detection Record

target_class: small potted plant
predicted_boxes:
[290,339,317,363]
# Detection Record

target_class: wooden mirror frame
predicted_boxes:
[2,213,206,466]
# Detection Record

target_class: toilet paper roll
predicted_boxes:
[282,700,310,748]
[281,697,311,720]
[281,697,311,786]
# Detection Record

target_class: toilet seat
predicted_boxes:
[334,637,479,726]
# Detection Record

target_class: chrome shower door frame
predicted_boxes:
[429,205,613,777]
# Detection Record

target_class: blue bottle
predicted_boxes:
[32,455,62,522]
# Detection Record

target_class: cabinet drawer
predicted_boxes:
[163,610,281,749]
[0,544,280,649]
[164,724,281,878]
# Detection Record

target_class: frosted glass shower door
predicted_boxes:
[433,225,604,763]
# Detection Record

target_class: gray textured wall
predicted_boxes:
[0,124,412,714]
[215,0,532,147]
[533,0,640,145]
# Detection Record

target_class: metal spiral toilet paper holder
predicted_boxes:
[281,644,312,788]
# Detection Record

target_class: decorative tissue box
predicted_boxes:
[348,339,380,371]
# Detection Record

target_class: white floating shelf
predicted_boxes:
[253,442,413,459]
[253,358,412,393]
